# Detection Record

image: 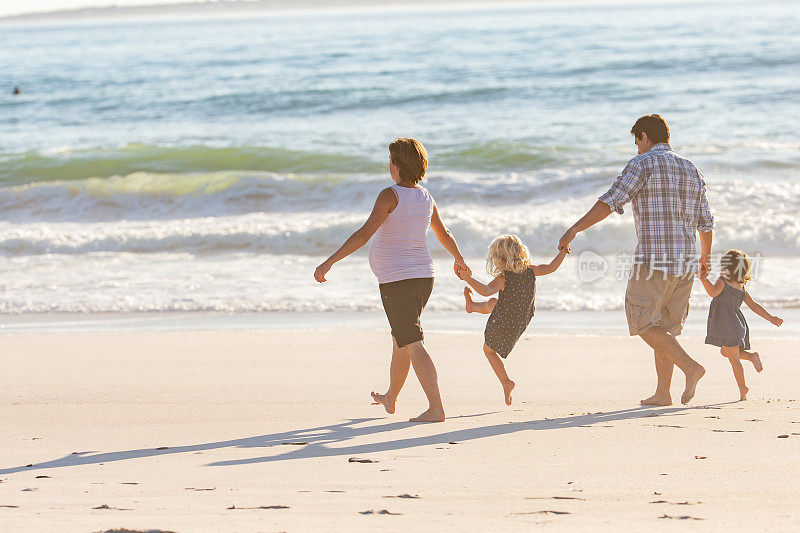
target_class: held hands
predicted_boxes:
[454,260,471,280]
[698,255,711,279]
[314,260,332,283]
[558,227,577,254]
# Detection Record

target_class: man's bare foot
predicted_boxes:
[502,380,515,406]
[739,386,749,401]
[409,407,445,423]
[464,287,476,313]
[640,393,673,406]
[681,365,706,405]
[750,352,763,373]
[371,391,396,414]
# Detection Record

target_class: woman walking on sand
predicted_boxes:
[314,138,467,422]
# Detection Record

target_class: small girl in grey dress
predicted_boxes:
[701,249,783,401]
[457,235,567,405]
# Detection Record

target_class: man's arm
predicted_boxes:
[558,201,612,252]
[698,230,713,279]
[559,159,647,252]
[696,171,715,279]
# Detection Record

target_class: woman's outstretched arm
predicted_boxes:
[314,188,397,282]
[429,201,467,275]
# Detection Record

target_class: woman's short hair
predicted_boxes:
[389,138,428,184]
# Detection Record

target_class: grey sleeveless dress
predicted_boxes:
[484,268,536,358]
[705,281,750,350]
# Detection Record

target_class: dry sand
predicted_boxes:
[1,328,798,531]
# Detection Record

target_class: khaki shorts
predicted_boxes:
[625,264,693,337]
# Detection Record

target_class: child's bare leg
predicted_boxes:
[371,336,410,414]
[483,343,515,405]
[721,346,748,400]
[464,287,497,314]
[738,348,762,373]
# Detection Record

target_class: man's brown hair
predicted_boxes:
[631,114,670,144]
[389,138,428,184]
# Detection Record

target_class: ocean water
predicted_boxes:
[1,1,798,317]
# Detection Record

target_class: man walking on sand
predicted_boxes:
[559,114,714,405]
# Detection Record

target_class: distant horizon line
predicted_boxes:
[0,0,535,22]
[0,0,733,23]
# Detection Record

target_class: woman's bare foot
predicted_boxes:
[502,380,515,405]
[750,352,763,373]
[641,393,672,406]
[409,407,445,423]
[739,386,749,401]
[371,391,396,414]
[464,287,476,313]
[681,365,706,405]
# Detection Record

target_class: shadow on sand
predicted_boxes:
[0,403,735,475]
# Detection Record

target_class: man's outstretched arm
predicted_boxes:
[559,159,646,252]
[558,200,612,252]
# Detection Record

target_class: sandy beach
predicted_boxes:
[2,326,798,531]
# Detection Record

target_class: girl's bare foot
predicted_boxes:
[681,365,706,405]
[409,407,445,423]
[750,352,763,373]
[739,386,749,401]
[503,380,515,405]
[641,393,672,406]
[464,287,476,313]
[371,391,396,414]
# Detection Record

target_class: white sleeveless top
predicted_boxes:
[368,185,435,284]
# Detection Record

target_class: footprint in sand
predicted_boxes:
[360,509,402,515]
[383,494,420,499]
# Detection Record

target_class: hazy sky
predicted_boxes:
[0,0,202,18]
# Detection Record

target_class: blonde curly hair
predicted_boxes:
[486,234,533,276]
[721,249,752,285]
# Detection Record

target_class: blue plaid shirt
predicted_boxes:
[599,143,714,275]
